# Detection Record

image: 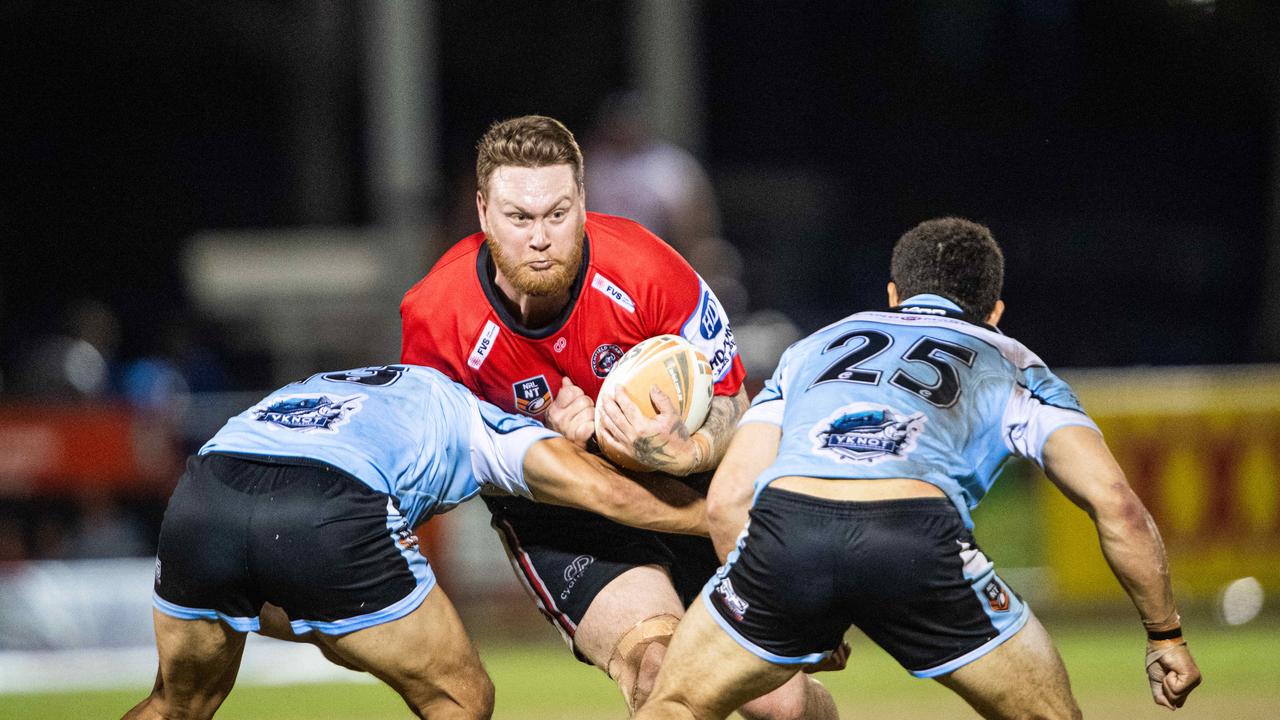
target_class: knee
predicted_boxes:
[403,665,494,719]
[457,673,496,720]
[474,673,497,718]
[738,695,805,720]
[606,614,680,712]
[629,639,669,710]
[124,694,217,720]
[739,676,827,720]
[126,674,231,720]
[633,696,698,720]
[1051,683,1083,720]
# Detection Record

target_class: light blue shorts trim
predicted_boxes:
[152,594,261,633]
[910,601,1032,678]
[288,571,437,636]
[699,587,829,666]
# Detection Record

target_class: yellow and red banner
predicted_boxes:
[1042,366,1280,600]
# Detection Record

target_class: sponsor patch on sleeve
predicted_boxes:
[679,279,739,382]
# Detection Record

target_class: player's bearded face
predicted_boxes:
[481,164,587,297]
[486,217,583,296]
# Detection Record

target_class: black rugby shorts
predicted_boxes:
[152,453,433,635]
[485,491,719,662]
[703,487,1028,677]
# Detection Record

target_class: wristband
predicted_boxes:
[1146,627,1183,642]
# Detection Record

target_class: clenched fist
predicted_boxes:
[546,377,596,448]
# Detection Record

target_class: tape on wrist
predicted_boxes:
[1146,626,1183,642]
[1145,639,1186,671]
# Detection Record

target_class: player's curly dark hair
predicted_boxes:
[891,218,1004,319]
[476,115,584,197]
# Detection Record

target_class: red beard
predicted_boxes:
[486,225,584,297]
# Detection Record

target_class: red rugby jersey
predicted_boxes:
[400,212,745,418]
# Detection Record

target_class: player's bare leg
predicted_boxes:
[313,585,493,720]
[738,673,839,720]
[122,610,246,720]
[575,565,686,713]
[577,566,837,718]
[256,602,364,672]
[935,612,1082,720]
[633,599,798,720]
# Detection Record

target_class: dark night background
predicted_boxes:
[3,0,1278,393]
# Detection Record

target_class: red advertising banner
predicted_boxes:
[0,404,180,494]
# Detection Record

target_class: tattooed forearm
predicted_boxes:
[689,389,748,472]
[628,388,748,475]
[632,418,692,473]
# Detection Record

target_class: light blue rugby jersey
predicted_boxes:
[199,364,556,527]
[744,295,1099,528]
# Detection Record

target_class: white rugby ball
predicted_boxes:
[594,334,714,470]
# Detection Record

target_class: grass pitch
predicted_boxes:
[2,618,1273,719]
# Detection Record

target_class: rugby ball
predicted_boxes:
[594,334,714,470]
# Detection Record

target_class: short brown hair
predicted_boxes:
[890,217,1004,319]
[475,115,584,197]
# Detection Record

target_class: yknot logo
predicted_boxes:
[252,394,364,433]
[811,404,925,464]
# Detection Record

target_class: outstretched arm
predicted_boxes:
[1040,425,1202,709]
[705,422,780,561]
[598,386,749,476]
[521,437,708,536]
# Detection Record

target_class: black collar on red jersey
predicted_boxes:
[475,233,591,339]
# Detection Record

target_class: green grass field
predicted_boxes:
[3,618,1273,719]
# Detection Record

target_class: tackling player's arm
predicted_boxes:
[704,419,780,561]
[1040,425,1202,709]
[600,385,749,476]
[521,436,709,536]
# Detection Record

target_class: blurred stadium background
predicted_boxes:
[2,1,1279,717]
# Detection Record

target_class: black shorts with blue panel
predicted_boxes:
[153,452,433,635]
[703,487,1028,677]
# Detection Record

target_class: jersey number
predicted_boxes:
[809,330,976,408]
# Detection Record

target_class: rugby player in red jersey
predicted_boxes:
[400,116,837,718]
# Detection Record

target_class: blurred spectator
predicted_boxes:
[11,298,120,399]
[118,313,230,413]
[585,91,721,257]
[585,91,750,320]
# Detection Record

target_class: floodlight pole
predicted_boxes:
[631,0,705,155]
[365,0,440,356]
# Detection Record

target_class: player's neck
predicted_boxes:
[492,274,571,328]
